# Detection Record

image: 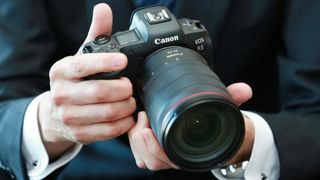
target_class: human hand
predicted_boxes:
[38,3,135,159]
[128,82,254,171]
[128,111,179,171]
[225,83,254,165]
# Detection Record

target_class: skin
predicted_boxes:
[38,3,255,171]
[38,4,136,158]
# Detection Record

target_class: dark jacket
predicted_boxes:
[1,0,320,179]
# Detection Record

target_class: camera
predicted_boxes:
[81,6,244,172]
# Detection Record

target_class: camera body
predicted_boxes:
[81,6,213,79]
[81,6,244,172]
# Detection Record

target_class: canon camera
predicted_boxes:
[81,6,245,172]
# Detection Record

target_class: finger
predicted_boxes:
[51,77,132,105]
[58,97,136,126]
[136,111,151,129]
[50,53,127,80]
[227,82,252,106]
[142,129,179,169]
[84,3,113,44]
[128,125,147,169]
[128,112,151,168]
[131,128,171,171]
[71,116,134,144]
[132,113,175,170]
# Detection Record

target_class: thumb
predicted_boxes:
[227,82,252,106]
[136,111,151,129]
[84,3,113,44]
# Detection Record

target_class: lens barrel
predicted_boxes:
[137,46,244,171]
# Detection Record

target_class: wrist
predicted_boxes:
[227,114,255,165]
[38,91,74,159]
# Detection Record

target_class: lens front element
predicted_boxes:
[166,99,243,170]
[173,104,223,159]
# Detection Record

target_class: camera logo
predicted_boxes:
[154,35,179,45]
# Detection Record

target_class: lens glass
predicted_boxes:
[167,101,236,163]
[181,110,221,149]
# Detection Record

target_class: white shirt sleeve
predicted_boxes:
[22,93,82,180]
[212,111,280,180]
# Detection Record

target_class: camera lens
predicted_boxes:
[172,105,223,159]
[137,46,244,171]
[167,100,240,166]
[181,110,219,149]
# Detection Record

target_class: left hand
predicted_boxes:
[128,111,179,170]
[128,82,254,171]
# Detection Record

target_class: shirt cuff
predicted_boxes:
[212,111,280,180]
[22,92,82,180]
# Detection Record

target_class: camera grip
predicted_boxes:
[81,35,125,80]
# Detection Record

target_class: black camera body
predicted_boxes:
[81,6,244,172]
[82,6,212,79]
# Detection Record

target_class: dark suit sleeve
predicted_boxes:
[0,0,56,179]
[260,1,320,179]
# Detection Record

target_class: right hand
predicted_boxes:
[38,3,136,158]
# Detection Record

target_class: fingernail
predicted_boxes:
[92,5,98,19]
[170,162,179,170]
[93,4,100,14]
[112,54,126,67]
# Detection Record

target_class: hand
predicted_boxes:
[38,3,135,159]
[128,112,179,171]
[128,83,254,171]
[225,83,255,165]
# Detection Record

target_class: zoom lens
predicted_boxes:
[170,103,224,161]
[167,100,241,167]
[137,46,244,171]
[180,109,220,150]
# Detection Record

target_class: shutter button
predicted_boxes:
[94,35,111,45]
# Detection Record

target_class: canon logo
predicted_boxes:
[154,35,179,45]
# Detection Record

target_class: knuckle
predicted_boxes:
[60,109,75,125]
[103,106,116,120]
[129,117,135,127]
[136,161,146,169]
[49,56,71,80]
[129,98,137,113]
[72,127,87,142]
[99,117,134,139]
[95,91,106,102]
[49,63,60,80]
[88,83,105,102]
[125,79,133,91]
[123,78,133,96]
[124,116,135,129]
[70,59,84,74]
[106,126,123,137]
[51,86,68,106]
[146,161,162,171]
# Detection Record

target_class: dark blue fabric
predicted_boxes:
[58,139,152,179]
[132,0,176,12]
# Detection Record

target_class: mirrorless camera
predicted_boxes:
[81,6,244,172]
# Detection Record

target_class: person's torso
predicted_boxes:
[43,0,280,179]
